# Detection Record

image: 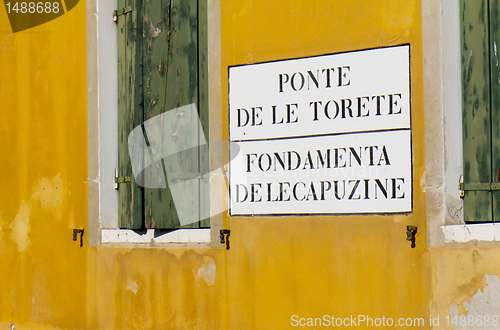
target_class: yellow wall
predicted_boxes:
[220,0,428,326]
[0,0,432,329]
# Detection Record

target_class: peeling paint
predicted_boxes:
[196,256,216,286]
[450,275,500,329]
[10,203,31,252]
[126,280,139,294]
[148,21,162,38]
[151,26,161,38]
[452,274,487,311]
[420,170,426,190]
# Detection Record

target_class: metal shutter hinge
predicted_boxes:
[406,226,417,249]
[73,229,84,247]
[115,168,131,189]
[460,170,500,193]
[113,6,132,22]
[460,182,500,191]
[220,229,230,250]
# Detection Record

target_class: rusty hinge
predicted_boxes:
[406,225,417,249]
[459,176,465,199]
[73,229,84,247]
[113,6,132,22]
[115,168,131,189]
[220,229,230,250]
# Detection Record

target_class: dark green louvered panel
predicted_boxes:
[490,0,500,221]
[198,0,210,228]
[118,0,209,229]
[461,0,500,222]
[117,0,144,229]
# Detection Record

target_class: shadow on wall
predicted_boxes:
[3,0,80,33]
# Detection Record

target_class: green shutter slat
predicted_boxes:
[143,0,201,229]
[489,0,500,221]
[461,0,493,222]
[198,0,210,228]
[142,0,176,229]
[118,0,144,229]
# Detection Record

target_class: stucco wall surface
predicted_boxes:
[430,249,500,330]
[0,0,432,329]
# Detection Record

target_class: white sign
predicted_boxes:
[229,45,412,216]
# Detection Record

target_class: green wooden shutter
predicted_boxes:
[461,0,500,222]
[198,0,210,228]
[490,0,500,222]
[117,0,209,229]
[117,0,144,229]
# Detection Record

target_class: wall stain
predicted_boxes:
[450,274,500,327]
[452,274,486,315]
[10,203,31,252]
[31,174,64,209]
[8,174,64,252]
[382,0,415,37]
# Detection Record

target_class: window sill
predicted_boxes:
[441,223,500,243]
[102,228,211,244]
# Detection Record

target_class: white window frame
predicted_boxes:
[424,0,500,247]
[87,0,223,247]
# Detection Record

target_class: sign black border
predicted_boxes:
[227,43,413,217]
